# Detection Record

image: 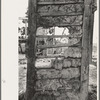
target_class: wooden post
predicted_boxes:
[80,0,92,100]
[89,12,94,64]
[89,0,97,64]
[26,0,37,100]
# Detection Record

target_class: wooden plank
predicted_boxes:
[35,87,72,92]
[35,66,80,70]
[37,23,82,27]
[37,1,84,5]
[36,35,82,38]
[36,55,64,58]
[36,77,80,80]
[37,43,81,49]
[36,55,81,58]
[26,0,37,100]
[36,55,82,59]
[38,12,83,17]
[80,0,92,100]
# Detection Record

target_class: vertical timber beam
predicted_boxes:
[26,0,37,100]
[89,10,94,64]
[89,0,97,64]
[80,0,92,100]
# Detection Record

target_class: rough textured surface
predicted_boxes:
[63,58,81,67]
[64,47,82,58]
[36,68,80,79]
[37,37,81,46]
[35,79,80,91]
[25,1,91,100]
[35,58,81,68]
[66,92,80,100]
[67,26,82,35]
[36,47,82,58]
[36,37,82,56]
[32,92,56,100]
[80,80,88,100]
[37,15,83,27]
[38,4,84,14]
[19,44,97,100]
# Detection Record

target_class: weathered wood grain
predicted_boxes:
[37,0,84,4]
[36,55,82,59]
[81,0,92,83]
[36,35,82,38]
[80,80,89,100]
[37,43,81,49]
[37,2,84,5]
[26,0,37,100]
[80,0,92,100]
[89,12,94,63]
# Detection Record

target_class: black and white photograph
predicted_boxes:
[1,0,99,100]
[18,0,98,100]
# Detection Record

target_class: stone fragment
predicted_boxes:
[63,59,72,68]
[68,38,81,45]
[37,69,61,79]
[61,68,80,79]
[72,59,81,67]
[53,91,60,96]
[32,92,56,100]
[72,47,82,58]
[67,92,80,100]
[36,79,62,91]
[64,48,73,58]
[67,80,80,91]
[54,58,63,70]
[67,26,82,35]
[35,58,52,68]
[64,47,82,58]
[56,93,69,100]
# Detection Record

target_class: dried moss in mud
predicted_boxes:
[37,15,83,28]
[36,68,80,79]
